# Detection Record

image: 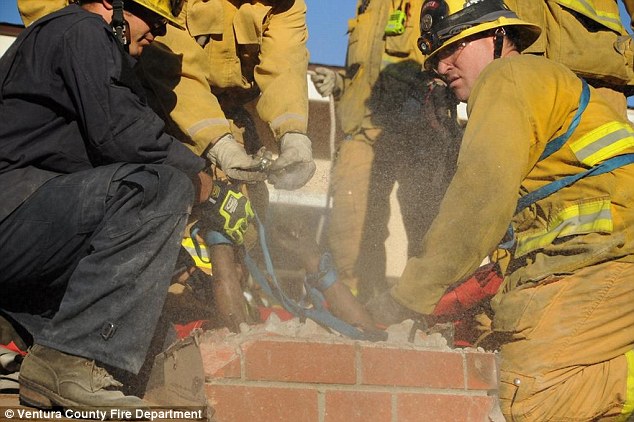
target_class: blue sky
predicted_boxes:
[1,0,633,99]
[2,0,631,67]
[0,1,20,26]
[306,0,355,66]
[0,0,354,66]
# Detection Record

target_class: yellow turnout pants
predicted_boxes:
[495,261,634,421]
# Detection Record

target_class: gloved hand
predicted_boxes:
[268,133,316,190]
[310,67,343,98]
[365,289,421,327]
[195,180,254,245]
[206,134,268,183]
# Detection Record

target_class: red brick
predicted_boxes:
[360,346,464,389]
[324,390,392,422]
[199,341,241,379]
[206,384,318,422]
[243,339,356,384]
[397,393,495,422]
[465,352,498,390]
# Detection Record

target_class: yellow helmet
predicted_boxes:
[131,0,185,28]
[418,0,541,69]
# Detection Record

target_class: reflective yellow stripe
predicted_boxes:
[516,199,612,257]
[618,350,634,420]
[181,237,212,270]
[556,0,623,33]
[571,122,634,166]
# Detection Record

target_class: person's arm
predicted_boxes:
[252,0,315,189]
[391,62,539,315]
[137,26,231,157]
[254,0,309,140]
[137,24,266,182]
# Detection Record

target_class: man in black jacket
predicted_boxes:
[0,0,223,409]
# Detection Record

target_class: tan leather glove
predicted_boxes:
[310,67,343,98]
[268,133,316,190]
[206,134,268,183]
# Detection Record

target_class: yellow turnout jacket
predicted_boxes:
[393,55,634,314]
[137,0,309,155]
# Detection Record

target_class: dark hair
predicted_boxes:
[503,26,520,49]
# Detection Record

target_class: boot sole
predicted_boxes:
[19,376,154,420]
[19,375,79,409]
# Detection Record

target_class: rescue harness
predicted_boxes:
[436,78,634,326]
[501,78,634,250]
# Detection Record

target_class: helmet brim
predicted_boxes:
[133,0,186,30]
[423,18,541,70]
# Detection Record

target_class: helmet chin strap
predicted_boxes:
[493,27,506,59]
[111,0,130,52]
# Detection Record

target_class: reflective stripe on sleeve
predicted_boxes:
[556,0,623,33]
[515,198,613,257]
[571,121,634,166]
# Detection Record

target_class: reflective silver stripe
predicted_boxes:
[570,121,634,166]
[574,127,634,163]
[516,199,613,257]
[270,113,307,131]
[187,118,231,137]
[556,0,623,32]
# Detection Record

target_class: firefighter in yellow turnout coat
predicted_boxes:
[367,0,634,419]
[136,0,314,191]
[311,0,461,302]
[506,0,634,117]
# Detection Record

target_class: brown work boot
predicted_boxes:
[19,344,149,411]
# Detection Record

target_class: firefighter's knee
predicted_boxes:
[152,165,195,213]
[105,165,194,236]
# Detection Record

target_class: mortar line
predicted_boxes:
[391,393,398,422]
[205,378,491,395]
[318,388,325,422]
[355,342,362,385]
[463,352,468,390]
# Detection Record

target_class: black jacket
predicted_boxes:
[0,5,205,221]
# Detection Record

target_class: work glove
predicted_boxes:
[310,67,343,98]
[268,133,316,190]
[206,134,268,183]
[195,180,254,245]
[365,289,422,328]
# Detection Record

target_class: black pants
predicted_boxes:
[0,163,193,374]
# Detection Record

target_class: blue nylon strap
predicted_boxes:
[189,226,232,265]
[500,79,632,251]
[244,213,369,340]
[204,231,233,246]
[501,154,634,251]
[538,79,590,161]
[304,252,338,292]
[516,154,634,214]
